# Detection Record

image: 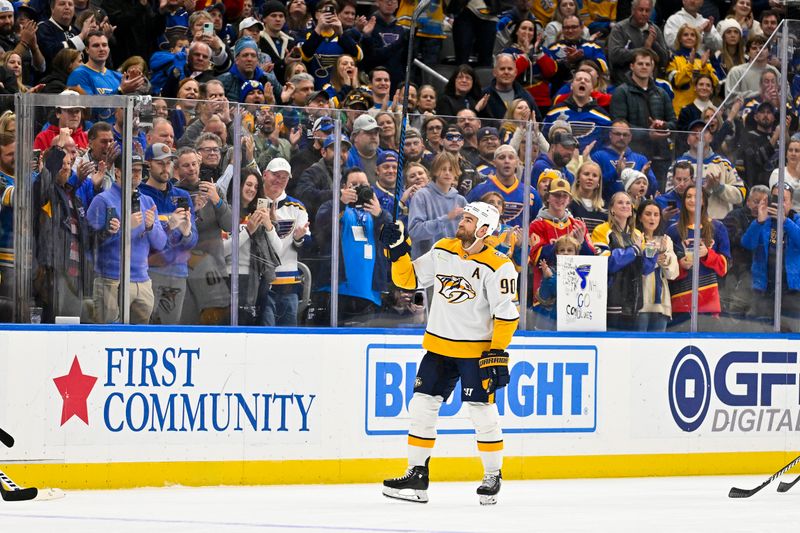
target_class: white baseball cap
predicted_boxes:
[238,17,264,33]
[0,1,13,13]
[265,157,291,175]
[57,89,84,110]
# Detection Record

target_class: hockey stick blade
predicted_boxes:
[0,485,37,502]
[729,454,800,498]
[777,474,800,493]
[0,427,13,448]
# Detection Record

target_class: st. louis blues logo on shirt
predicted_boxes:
[436,274,476,304]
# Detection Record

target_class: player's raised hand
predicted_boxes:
[379,221,410,262]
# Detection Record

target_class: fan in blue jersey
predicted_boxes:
[544,14,608,95]
[467,144,542,228]
[300,0,363,89]
[67,31,146,122]
[531,130,577,186]
[542,70,612,151]
[592,119,658,204]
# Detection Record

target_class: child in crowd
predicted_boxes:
[536,234,581,326]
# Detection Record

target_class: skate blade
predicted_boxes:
[35,488,65,501]
[382,486,428,503]
[479,494,497,505]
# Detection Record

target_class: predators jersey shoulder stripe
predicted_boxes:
[433,239,511,273]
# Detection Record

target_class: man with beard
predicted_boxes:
[467,144,542,228]
[531,131,577,186]
[456,108,482,167]
[401,128,430,169]
[543,71,612,151]
[592,119,658,204]
[289,115,334,179]
[474,127,500,180]
[379,202,518,505]
[294,133,351,221]
[740,101,780,190]
[346,114,382,183]
[138,142,198,325]
[253,106,292,169]
[175,146,233,325]
[442,124,478,197]
[0,0,44,83]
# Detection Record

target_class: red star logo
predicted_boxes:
[53,356,97,426]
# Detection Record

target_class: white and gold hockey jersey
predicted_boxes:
[392,238,520,358]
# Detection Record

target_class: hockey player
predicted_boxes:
[379,202,519,505]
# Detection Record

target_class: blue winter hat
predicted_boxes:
[234,37,259,57]
[241,79,264,100]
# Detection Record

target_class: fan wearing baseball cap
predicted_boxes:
[33,90,88,151]
[528,176,596,322]
[346,113,383,184]
[86,146,168,325]
[256,157,310,327]
[531,130,577,186]
[294,133,352,221]
[139,142,199,325]
[373,150,409,222]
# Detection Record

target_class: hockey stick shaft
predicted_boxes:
[0,427,13,448]
[392,0,430,222]
[729,454,800,498]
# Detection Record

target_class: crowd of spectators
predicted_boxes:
[0,0,798,331]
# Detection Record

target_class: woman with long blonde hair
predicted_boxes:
[569,160,606,234]
[667,24,719,115]
[591,191,651,330]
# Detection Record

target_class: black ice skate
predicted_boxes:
[382,459,429,503]
[477,471,501,505]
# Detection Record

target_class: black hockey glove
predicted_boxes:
[479,349,510,395]
[379,220,411,262]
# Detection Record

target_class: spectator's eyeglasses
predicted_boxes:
[445,133,463,141]
[199,147,221,153]
[427,125,443,131]
[563,25,581,30]
[610,131,631,137]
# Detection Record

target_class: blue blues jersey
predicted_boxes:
[543,99,612,150]
[466,175,542,228]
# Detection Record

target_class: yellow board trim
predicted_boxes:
[3,452,800,490]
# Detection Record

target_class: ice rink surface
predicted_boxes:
[2,475,800,532]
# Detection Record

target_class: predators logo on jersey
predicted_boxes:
[436,274,476,304]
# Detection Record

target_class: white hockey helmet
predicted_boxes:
[463,201,500,239]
